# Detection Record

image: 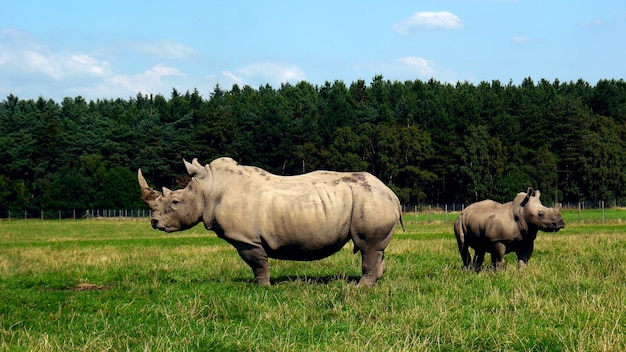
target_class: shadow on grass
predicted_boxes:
[233,275,361,286]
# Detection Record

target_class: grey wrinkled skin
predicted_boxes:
[454,188,565,271]
[138,157,404,286]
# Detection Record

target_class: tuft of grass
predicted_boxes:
[0,214,625,351]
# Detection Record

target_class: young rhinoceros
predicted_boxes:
[454,188,565,271]
[138,157,404,286]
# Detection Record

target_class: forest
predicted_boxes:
[1,76,625,213]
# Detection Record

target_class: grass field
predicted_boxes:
[0,210,625,351]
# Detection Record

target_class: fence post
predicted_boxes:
[602,201,605,224]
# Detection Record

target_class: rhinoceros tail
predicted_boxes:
[454,214,472,269]
[398,205,406,232]
[454,215,465,249]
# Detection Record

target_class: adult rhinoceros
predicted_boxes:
[138,157,404,286]
[454,188,564,271]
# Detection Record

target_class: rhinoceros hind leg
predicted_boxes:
[460,245,472,270]
[235,245,271,286]
[455,220,472,270]
[358,249,385,287]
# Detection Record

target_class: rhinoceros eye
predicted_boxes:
[538,211,544,219]
[171,200,180,209]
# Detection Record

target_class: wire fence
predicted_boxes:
[404,200,625,225]
[0,199,623,221]
[0,209,152,220]
[404,200,625,213]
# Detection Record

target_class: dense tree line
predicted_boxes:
[1,76,625,212]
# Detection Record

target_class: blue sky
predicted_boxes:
[1,0,625,101]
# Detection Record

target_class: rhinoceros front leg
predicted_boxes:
[234,244,271,286]
[516,241,534,269]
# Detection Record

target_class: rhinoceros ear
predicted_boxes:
[534,190,541,199]
[138,169,162,205]
[184,158,208,179]
[520,192,531,207]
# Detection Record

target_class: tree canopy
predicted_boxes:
[1,77,625,211]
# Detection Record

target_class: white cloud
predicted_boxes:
[396,56,437,76]
[220,71,244,85]
[0,29,194,99]
[239,63,306,84]
[145,63,183,79]
[393,11,463,34]
[579,18,607,28]
[219,63,306,88]
[132,40,196,59]
[351,56,470,84]
[109,63,184,96]
[23,50,63,80]
[70,54,111,76]
[351,56,441,82]
[1,30,306,100]
[0,29,113,82]
[512,36,531,44]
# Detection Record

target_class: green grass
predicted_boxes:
[1,210,625,351]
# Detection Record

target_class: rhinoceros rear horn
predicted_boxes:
[138,169,161,205]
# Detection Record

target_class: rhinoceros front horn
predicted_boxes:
[138,169,161,205]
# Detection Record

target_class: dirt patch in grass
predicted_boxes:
[69,283,110,291]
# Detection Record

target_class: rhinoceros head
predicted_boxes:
[138,159,209,232]
[516,188,565,233]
